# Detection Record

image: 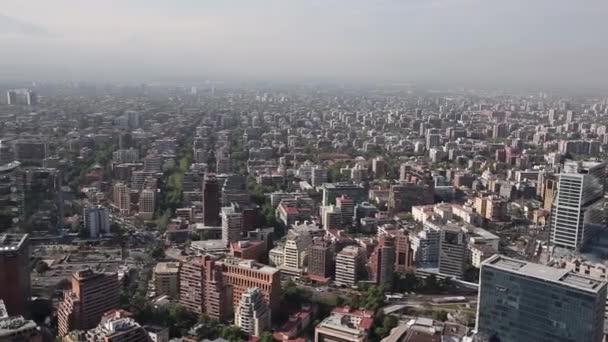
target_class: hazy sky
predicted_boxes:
[1,0,608,88]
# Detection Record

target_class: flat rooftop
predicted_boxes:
[484,255,607,293]
[0,234,28,252]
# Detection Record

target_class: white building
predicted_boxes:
[335,246,364,286]
[550,160,606,250]
[235,287,270,337]
[221,205,242,245]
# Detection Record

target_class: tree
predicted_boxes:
[220,325,246,342]
[35,261,50,274]
[259,331,277,342]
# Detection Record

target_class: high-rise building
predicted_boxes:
[310,166,327,187]
[368,236,395,290]
[178,257,206,315]
[335,246,364,287]
[321,183,366,206]
[335,195,354,227]
[438,226,466,278]
[281,229,312,276]
[410,224,441,268]
[203,175,221,226]
[476,255,607,342]
[0,234,30,316]
[221,259,281,316]
[178,257,280,322]
[68,315,150,342]
[0,162,24,231]
[139,188,155,220]
[388,183,434,213]
[154,262,180,299]
[321,205,342,230]
[550,160,606,250]
[112,182,130,216]
[221,205,242,245]
[371,157,387,179]
[307,238,334,280]
[57,270,120,336]
[83,206,110,238]
[234,287,270,338]
[6,90,17,105]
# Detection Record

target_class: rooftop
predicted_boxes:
[154,262,180,274]
[0,234,28,253]
[484,255,607,293]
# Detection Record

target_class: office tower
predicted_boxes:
[321,205,342,230]
[388,183,434,213]
[154,262,180,299]
[411,224,441,268]
[368,236,395,290]
[476,255,607,342]
[83,206,110,238]
[321,183,366,206]
[125,110,141,129]
[6,90,17,105]
[307,238,334,280]
[438,226,466,278]
[335,246,364,287]
[221,205,242,245]
[390,230,413,273]
[281,229,312,276]
[371,157,387,179]
[0,234,30,316]
[426,133,441,149]
[550,160,606,250]
[492,122,508,139]
[112,182,131,216]
[139,188,155,220]
[310,166,327,187]
[57,270,120,336]
[335,195,354,226]
[25,90,36,106]
[14,140,47,166]
[203,175,221,226]
[178,257,205,315]
[143,154,162,172]
[314,307,374,342]
[0,162,24,230]
[203,258,231,322]
[234,287,270,338]
[222,259,281,316]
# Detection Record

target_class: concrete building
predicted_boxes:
[310,166,328,187]
[154,262,180,299]
[178,257,206,315]
[74,316,150,342]
[281,229,312,276]
[203,175,221,226]
[314,307,373,342]
[476,255,607,342]
[438,226,466,278]
[335,246,364,287]
[0,300,41,342]
[410,224,441,268]
[336,195,355,227]
[221,205,242,245]
[321,183,366,206]
[368,236,395,290]
[57,270,120,336]
[321,205,342,230]
[550,160,606,250]
[0,234,30,316]
[138,188,155,220]
[113,182,131,216]
[307,238,334,281]
[83,206,110,238]
[234,287,270,338]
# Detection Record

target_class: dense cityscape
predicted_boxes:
[1,81,608,342]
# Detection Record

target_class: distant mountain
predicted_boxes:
[0,14,50,36]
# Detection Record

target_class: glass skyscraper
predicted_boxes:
[476,255,607,342]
